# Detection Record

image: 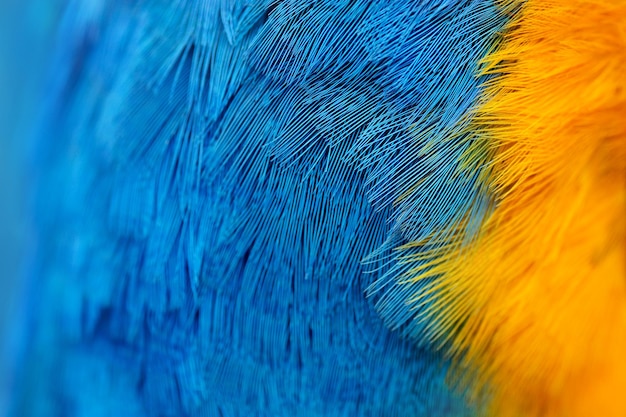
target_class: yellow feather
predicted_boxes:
[411,1,626,415]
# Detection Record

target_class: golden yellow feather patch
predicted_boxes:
[408,1,626,416]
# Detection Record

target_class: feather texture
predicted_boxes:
[378,1,626,416]
[15,1,511,416]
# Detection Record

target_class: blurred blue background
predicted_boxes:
[0,1,63,415]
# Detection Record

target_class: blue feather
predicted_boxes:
[14,1,509,416]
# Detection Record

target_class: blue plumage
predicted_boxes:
[15,1,507,416]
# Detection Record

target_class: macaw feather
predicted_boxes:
[18,1,511,416]
[379,1,626,416]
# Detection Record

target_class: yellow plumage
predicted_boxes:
[407,1,626,415]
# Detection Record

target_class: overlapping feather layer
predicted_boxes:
[18,1,510,416]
